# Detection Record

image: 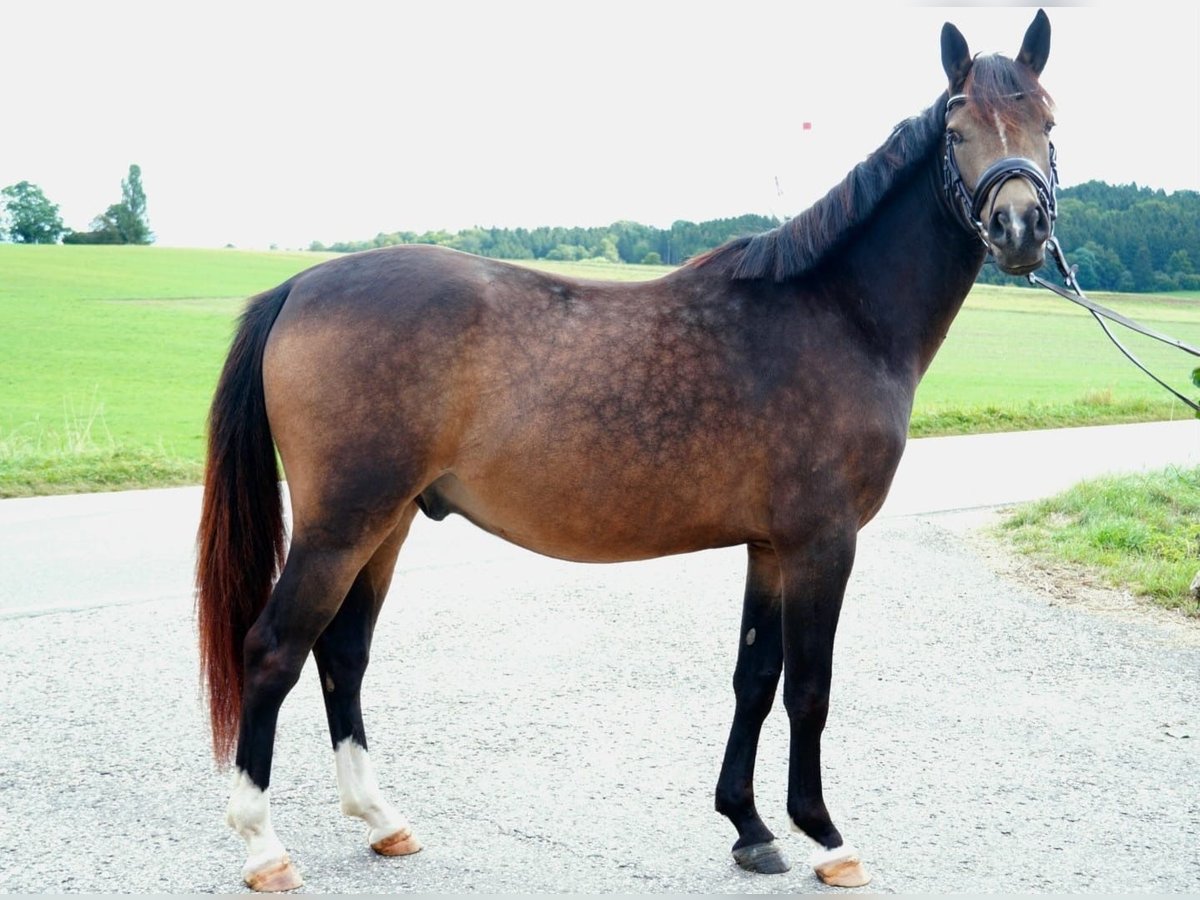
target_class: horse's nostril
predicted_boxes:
[1030,206,1050,242]
[988,209,1010,244]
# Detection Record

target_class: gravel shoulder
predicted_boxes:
[938,506,1200,648]
[2,509,1197,894]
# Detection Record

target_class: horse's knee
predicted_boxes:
[781,683,830,729]
[733,663,781,715]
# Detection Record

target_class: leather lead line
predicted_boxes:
[1027,239,1200,413]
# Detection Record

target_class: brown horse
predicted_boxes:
[197,10,1057,891]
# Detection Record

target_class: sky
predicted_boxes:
[3,1,1197,250]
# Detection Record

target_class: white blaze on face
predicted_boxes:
[992,111,1010,156]
[984,111,1040,249]
[334,737,410,845]
[226,769,287,879]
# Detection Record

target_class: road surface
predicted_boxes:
[0,420,1196,893]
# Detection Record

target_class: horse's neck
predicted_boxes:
[840,164,987,380]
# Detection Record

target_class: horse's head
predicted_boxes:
[941,10,1056,276]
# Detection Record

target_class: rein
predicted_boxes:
[1028,239,1200,414]
[941,92,1200,414]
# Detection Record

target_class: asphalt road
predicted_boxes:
[0,421,1197,893]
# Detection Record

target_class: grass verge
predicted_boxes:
[908,394,1184,437]
[0,447,202,498]
[995,466,1200,617]
[0,406,201,498]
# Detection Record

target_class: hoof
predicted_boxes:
[733,841,791,874]
[371,826,422,857]
[812,845,871,888]
[244,856,304,892]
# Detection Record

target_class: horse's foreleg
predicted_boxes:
[715,543,790,875]
[778,527,871,888]
[313,514,422,858]
[226,541,367,892]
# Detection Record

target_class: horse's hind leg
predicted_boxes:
[313,507,422,857]
[225,530,387,891]
[715,544,790,875]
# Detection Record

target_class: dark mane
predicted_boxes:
[689,95,948,283]
[692,54,1051,283]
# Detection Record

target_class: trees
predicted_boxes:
[978,182,1199,292]
[305,182,1195,293]
[1,181,65,243]
[63,164,153,245]
[119,164,150,243]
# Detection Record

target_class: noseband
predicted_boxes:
[942,93,1058,248]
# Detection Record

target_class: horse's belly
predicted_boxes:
[416,472,752,563]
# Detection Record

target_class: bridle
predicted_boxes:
[939,93,1200,413]
[941,92,1058,249]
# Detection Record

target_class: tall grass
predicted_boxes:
[0,390,200,497]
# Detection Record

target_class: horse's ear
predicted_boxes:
[941,22,972,93]
[1017,8,1051,75]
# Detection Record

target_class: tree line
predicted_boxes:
[4,169,1195,293]
[0,164,152,245]
[310,214,782,267]
[314,182,1200,293]
[976,182,1199,291]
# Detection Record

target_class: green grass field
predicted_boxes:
[2,244,1198,498]
[912,283,1200,435]
[0,246,335,494]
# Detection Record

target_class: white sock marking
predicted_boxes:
[809,841,861,869]
[789,818,861,868]
[334,737,409,845]
[226,769,288,879]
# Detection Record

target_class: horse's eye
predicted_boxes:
[947,131,963,146]
[1044,121,1055,135]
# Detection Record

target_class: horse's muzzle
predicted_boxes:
[987,201,1051,275]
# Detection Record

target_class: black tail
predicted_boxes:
[195,281,292,766]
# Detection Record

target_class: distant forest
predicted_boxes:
[312,182,1200,292]
[976,182,1200,292]
[311,213,778,268]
